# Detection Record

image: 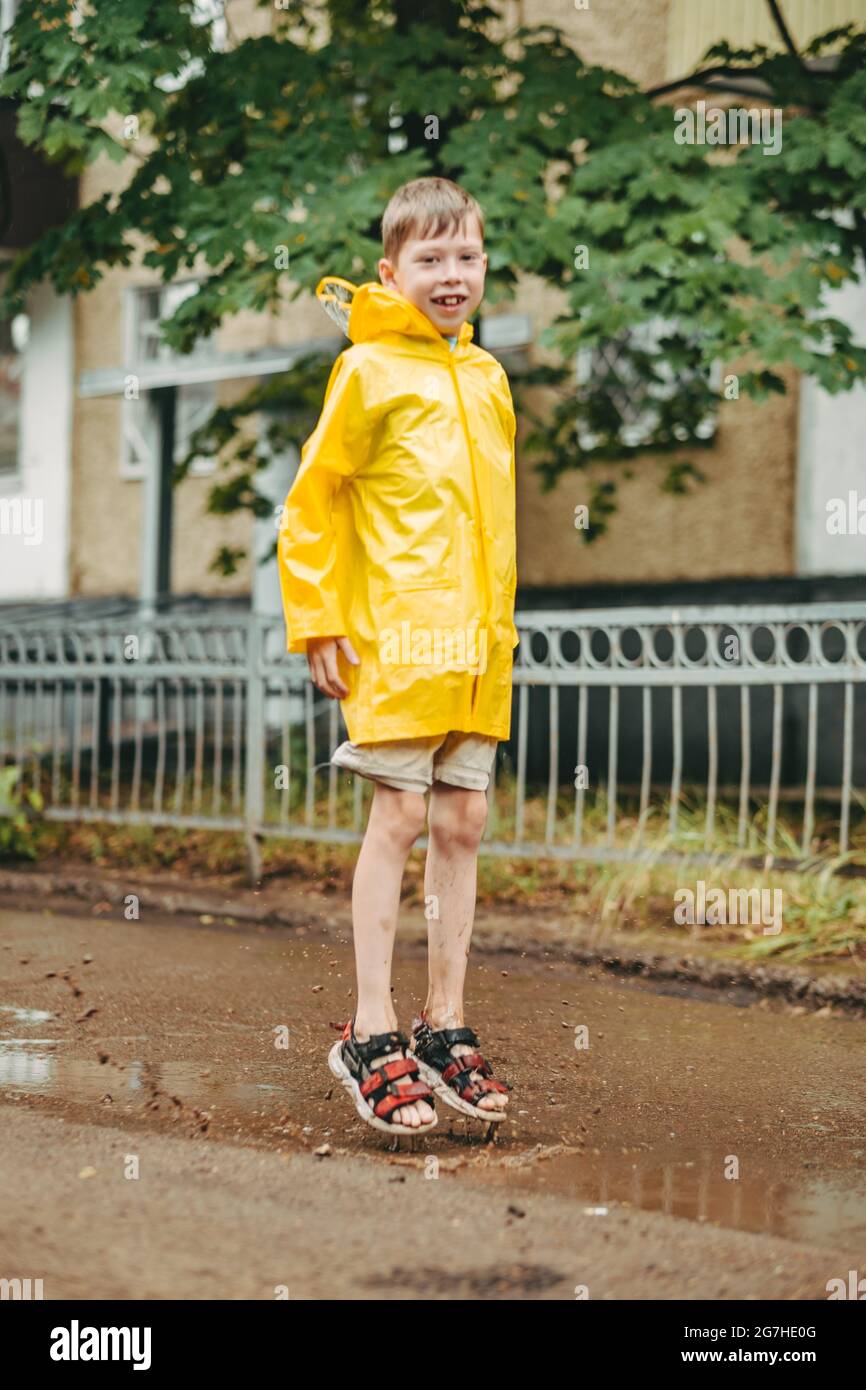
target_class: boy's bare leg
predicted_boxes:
[351,782,434,1127]
[421,784,508,1112]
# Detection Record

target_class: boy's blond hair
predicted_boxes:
[381,176,485,266]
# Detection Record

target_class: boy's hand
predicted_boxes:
[306,635,360,698]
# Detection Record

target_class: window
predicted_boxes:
[574,316,720,450]
[134,281,215,366]
[0,0,19,76]
[479,313,533,375]
[122,281,219,480]
[0,311,27,477]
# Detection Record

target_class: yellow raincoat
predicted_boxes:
[277,277,518,743]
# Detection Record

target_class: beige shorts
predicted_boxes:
[330,731,498,794]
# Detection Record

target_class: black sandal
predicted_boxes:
[328,1019,438,1134]
[410,1011,511,1122]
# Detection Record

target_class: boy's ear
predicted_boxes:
[378,256,397,287]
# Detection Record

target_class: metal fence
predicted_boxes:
[1,602,865,882]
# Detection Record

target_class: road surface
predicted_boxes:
[1,903,864,1299]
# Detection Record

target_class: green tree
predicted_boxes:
[3,0,865,555]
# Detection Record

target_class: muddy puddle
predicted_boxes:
[1,907,866,1254]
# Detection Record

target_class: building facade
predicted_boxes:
[1,0,863,611]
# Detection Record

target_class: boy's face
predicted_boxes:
[378,214,487,336]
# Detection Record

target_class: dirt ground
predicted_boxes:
[1,895,865,1299]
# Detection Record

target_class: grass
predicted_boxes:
[4,756,866,967]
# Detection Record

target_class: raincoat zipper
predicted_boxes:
[445,344,491,718]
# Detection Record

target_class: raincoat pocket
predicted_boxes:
[377,548,460,592]
[373,582,481,673]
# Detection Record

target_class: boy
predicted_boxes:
[278,176,518,1134]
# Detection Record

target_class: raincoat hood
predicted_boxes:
[317,275,475,348]
[278,273,518,744]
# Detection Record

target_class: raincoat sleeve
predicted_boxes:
[509,431,520,650]
[500,371,520,651]
[277,352,376,655]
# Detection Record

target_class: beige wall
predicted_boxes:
[518,0,671,89]
[509,0,800,586]
[71,0,273,598]
[666,0,858,78]
[72,267,263,598]
[71,0,838,596]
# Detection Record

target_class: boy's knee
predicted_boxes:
[372,786,428,844]
[429,788,488,848]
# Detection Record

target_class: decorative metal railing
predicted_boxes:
[1,603,865,881]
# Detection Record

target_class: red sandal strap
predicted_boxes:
[469,1076,509,1095]
[441,1055,507,1100]
[453,1050,489,1074]
[373,1080,434,1119]
[412,1016,510,1104]
[359,1056,417,1095]
[441,1055,488,1084]
[454,1076,508,1101]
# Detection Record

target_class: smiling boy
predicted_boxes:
[278,177,518,1134]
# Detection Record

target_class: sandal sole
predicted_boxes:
[413,1055,508,1122]
[328,1039,438,1136]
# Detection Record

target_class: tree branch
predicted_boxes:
[646,65,770,100]
[766,0,804,66]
